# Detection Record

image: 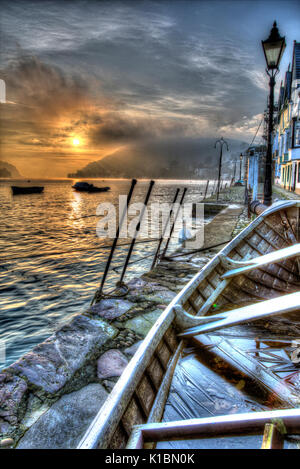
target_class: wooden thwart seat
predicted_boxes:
[220,243,300,280]
[178,291,300,338]
[126,408,300,449]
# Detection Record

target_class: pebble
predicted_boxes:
[97,349,128,379]
[0,438,14,447]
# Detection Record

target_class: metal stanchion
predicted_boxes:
[161,187,187,258]
[92,178,137,303]
[118,180,155,285]
[203,180,209,199]
[150,188,180,270]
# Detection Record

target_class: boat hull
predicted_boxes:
[11,186,44,195]
[78,200,300,449]
[72,185,110,193]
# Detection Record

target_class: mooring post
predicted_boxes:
[151,188,180,270]
[212,180,217,195]
[118,180,155,285]
[94,178,137,302]
[161,187,188,258]
[203,180,209,200]
[247,187,252,219]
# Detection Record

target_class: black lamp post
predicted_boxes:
[261,21,286,206]
[239,153,243,181]
[215,137,229,201]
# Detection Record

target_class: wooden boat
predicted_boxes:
[72,182,110,193]
[11,186,44,195]
[78,200,300,450]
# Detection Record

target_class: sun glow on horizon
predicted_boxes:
[73,138,80,146]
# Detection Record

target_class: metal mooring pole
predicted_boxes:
[150,188,180,270]
[118,180,155,285]
[161,187,188,258]
[203,180,209,199]
[94,178,137,302]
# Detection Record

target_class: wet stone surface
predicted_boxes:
[8,316,117,396]
[124,340,144,357]
[90,299,134,320]
[0,373,28,434]
[124,309,163,337]
[97,350,128,379]
[16,384,108,449]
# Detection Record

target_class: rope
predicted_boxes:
[246,117,263,151]
[162,239,233,260]
[112,251,156,272]
[0,238,160,263]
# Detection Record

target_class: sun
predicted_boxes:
[73,138,80,146]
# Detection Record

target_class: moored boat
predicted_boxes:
[78,200,300,450]
[11,186,44,195]
[72,182,110,192]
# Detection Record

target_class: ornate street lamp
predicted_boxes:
[239,153,243,181]
[233,158,237,181]
[215,137,229,201]
[261,21,286,206]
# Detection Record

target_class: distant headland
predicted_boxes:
[0,161,21,178]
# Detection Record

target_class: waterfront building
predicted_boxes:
[274,41,300,193]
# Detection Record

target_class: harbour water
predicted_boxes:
[0,178,214,367]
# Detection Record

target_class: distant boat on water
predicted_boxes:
[72,182,110,193]
[11,186,44,195]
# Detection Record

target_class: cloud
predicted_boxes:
[219,113,264,143]
[2,56,89,118]
[1,0,296,176]
[87,112,198,144]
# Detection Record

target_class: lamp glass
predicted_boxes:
[262,39,285,69]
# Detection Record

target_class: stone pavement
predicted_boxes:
[273,184,300,201]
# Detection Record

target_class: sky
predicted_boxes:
[0,0,299,177]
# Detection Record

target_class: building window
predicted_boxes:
[279,137,283,156]
[283,130,291,154]
[294,121,300,148]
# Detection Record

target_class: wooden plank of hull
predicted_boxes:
[178,292,300,338]
[147,341,184,424]
[190,333,299,407]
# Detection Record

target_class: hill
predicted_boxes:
[68,137,249,179]
[0,161,21,177]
